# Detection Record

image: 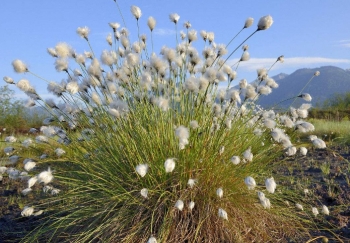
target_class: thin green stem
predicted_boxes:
[226,27,244,49]
[220,29,258,69]
[28,71,50,83]
[114,1,127,28]
[289,75,317,108]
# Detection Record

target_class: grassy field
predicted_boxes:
[308,119,350,145]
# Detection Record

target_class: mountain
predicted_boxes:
[258,66,350,108]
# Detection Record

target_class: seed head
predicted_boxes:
[140,188,148,198]
[130,5,142,20]
[169,13,180,24]
[76,26,90,40]
[175,200,184,211]
[218,208,228,220]
[265,177,276,193]
[244,176,256,190]
[312,207,319,217]
[109,22,120,31]
[136,164,148,177]
[296,203,303,211]
[230,156,240,165]
[244,17,254,28]
[3,76,15,84]
[21,206,34,217]
[37,167,53,185]
[188,201,195,210]
[300,147,308,156]
[277,55,284,63]
[12,59,28,73]
[164,158,176,173]
[322,205,329,215]
[257,15,273,31]
[147,16,156,31]
[147,236,157,243]
[216,188,224,198]
[55,42,72,58]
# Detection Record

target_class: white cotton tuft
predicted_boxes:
[130,5,142,20]
[24,161,36,171]
[147,16,156,31]
[140,188,148,198]
[175,126,189,150]
[296,203,303,211]
[188,201,195,210]
[12,59,28,73]
[147,236,157,243]
[175,200,184,211]
[285,146,297,156]
[21,188,32,196]
[55,148,66,157]
[243,147,253,162]
[230,156,240,165]
[164,158,176,173]
[55,42,72,58]
[244,176,256,190]
[136,164,148,177]
[218,208,228,220]
[244,17,254,28]
[300,93,312,101]
[322,205,329,215]
[260,198,271,209]
[313,139,326,149]
[3,76,15,84]
[189,120,199,129]
[37,167,54,185]
[5,136,17,143]
[187,179,196,188]
[21,206,34,217]
[169,13,180,24]
[265,177,277,193]
[300,147,308,156]
[216,188,224,198]
[17,79,34,93]
[28,176,38,188]
[66,81,79,94]
[76,26,90,39]
[257,191,265,201]
[257,15,273,30]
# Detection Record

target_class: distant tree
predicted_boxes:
[0,85,26,132]
[324,92,350,109]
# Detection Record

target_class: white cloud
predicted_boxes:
[340,43,350,48]
[228,57,350,72]
[153,28,176,36]
[335,40,350,48]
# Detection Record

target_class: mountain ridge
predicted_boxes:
[258,66,350,108]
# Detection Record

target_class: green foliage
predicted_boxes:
[0,85,26,132]
[324,92,350,110]
[0,85,45,133]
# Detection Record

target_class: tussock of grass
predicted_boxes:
[0,2,330,243]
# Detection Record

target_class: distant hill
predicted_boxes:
[258,66,350,108]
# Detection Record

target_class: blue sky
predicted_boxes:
[1,0,350,99]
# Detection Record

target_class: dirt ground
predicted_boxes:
[0,145,349,243]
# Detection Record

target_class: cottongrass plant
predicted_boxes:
[2,2,328,242]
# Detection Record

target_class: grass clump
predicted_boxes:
[2,2,327,242]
